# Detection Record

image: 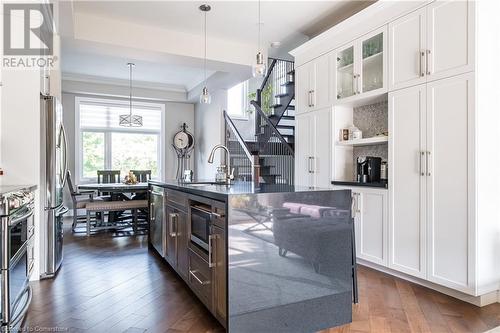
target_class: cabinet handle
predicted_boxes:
[150,202,155,221]
[420,51,425,77]
[357,74,361,94]
[169,213,177,237]
[420,151,425,176]
[311,90,315,107]
[426,151,431,176]
[189,270,209,285]
[352,75,357,95]
[426,49,431,75]
[211,211,224,219]
[208,234,216,268]
[310,156,315,174]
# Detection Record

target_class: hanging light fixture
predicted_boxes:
[252,0,266,78]
[119,62,143,127]
[199,4,211,104]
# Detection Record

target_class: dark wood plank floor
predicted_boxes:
[23,219,500,333]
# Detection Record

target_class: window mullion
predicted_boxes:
[105,131,112,170]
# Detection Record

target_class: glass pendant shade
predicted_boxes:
[200,86,211,104]
[252,52,266,77]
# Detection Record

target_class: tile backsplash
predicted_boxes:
[352,100,388,178]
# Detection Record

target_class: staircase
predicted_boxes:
[223,58,295,186]
[255,58,296,146]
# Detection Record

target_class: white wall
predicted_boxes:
[62,91,194,208]
[194,89,226,180]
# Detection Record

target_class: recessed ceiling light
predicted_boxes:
[270,41,281,48]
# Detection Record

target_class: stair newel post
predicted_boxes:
[252,154,260,189]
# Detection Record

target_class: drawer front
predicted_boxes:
[188,249,212,308]
[166,189,188,211]
[211,200,226,229]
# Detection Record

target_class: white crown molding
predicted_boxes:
[62,72,187,93]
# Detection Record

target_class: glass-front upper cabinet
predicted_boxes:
[335,26,387,102]
[336,45,355,100]
[362,32,384,93]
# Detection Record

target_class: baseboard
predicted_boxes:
[357,259,499,307]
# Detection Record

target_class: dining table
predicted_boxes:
[77,182,149,223]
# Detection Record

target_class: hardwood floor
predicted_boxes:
[23,219,224,333]
[23,219,500,333]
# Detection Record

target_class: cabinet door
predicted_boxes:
[295,64,311,114]
[211,226,227,325]
[426,0,474,81]
[176,210,189,280]
[426,73,473,292]
[389,84,427,278]
[294,113,312,186]
[335,43,356,100]
[388,7,427,90]
[311,54,330,110]
[150,192,165,257]
[311,108,331,188]
[360,26,387,95]
[355,190,387,265]
[165,206,178,267]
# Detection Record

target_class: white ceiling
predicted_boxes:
[72,1,369,45]
[61,1,373,99]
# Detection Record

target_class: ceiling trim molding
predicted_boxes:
[62,72,187,93]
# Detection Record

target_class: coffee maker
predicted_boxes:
[356,156,382,183]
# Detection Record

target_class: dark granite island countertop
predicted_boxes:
[149,180,355,332]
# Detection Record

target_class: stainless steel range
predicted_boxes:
[0,185,36,328]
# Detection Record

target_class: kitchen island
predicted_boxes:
[148,180,354,332]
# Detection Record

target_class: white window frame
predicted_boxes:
[227,81,249,120]
[75,96,165,183]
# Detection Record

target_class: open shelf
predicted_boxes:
[337,136,388,146]
[337,63,354,71]
[362,51,383,63]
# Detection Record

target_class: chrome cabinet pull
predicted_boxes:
[352,74,357,95]
[420,51,425,77]
[169,213,177,237]
[357,74,361,94]
[189,270,209,285]
[426,151,431,176]
[150,202,155,221]
[420,151,425,176]
[426,49,431,75]
[311,89,315,107]
[208,234,216,268]
[310,156,315,174]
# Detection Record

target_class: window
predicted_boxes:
[76,97,164,182]
[227,81,248,119]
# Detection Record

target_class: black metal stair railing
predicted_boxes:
[251,101,294,185]
[223,111,260,185]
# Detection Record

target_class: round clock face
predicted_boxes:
[174,131,190,149]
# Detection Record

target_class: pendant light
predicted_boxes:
[119,63,143,127]
[199,4,211,104]
[252,0,266,78]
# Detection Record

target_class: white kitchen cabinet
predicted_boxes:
[294,107,331,188]
[389,84,427,278]
[426,73,473,292]
[388,1,473,90]
[295,53,331,114]
[388,7,427,90]
[335,26,387,102]
[389,72,474,291]
[352,188,388,266]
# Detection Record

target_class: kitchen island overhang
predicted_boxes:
[148,181,355,332]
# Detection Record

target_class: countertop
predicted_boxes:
[332,180,388,189]
[149,180,331,201]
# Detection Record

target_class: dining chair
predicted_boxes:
[66,170,103,232]
[97,170,121,199]
[130,170,151,183]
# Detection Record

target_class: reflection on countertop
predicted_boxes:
[332,180,388,189]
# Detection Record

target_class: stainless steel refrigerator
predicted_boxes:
[40,94,68,278]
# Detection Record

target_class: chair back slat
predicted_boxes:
[66,170,77,195]
[97,170,121,184]
[130,170,151,183]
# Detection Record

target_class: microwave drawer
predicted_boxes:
[188,248,212,308]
